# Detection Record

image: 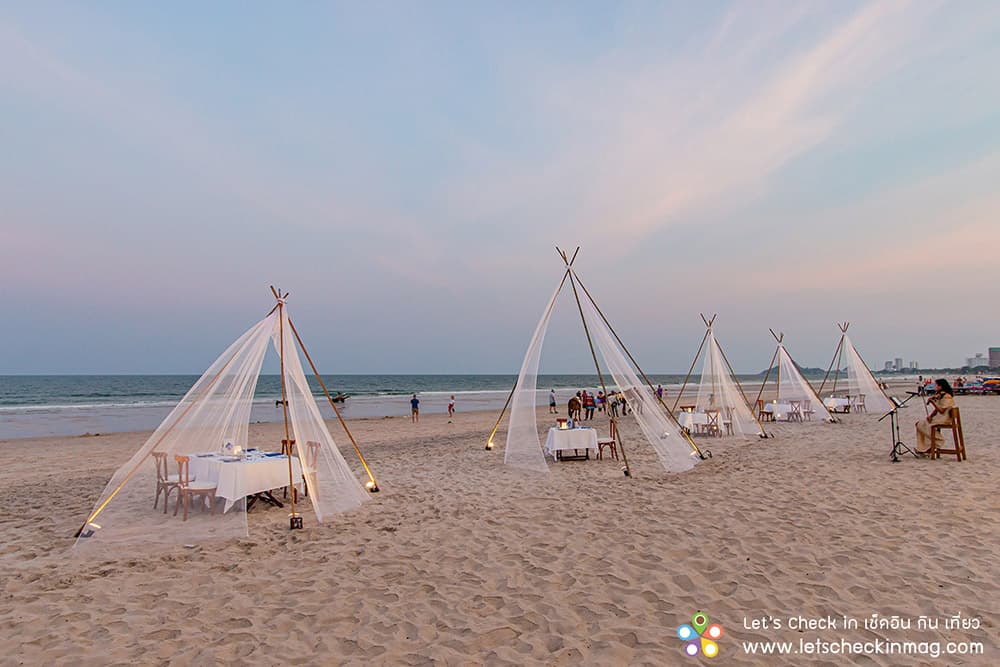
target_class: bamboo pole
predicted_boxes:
[561,252,633,477]
[75,306,279,537]
[753,341,781,409]
[275,291,298,526]
[485,379,517,450]
[287,317,379,490]
[672,326,710,412]
[571,272,705,459]
[818,333,845,397]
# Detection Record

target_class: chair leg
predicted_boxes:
[154,484,161,511]
[174,491,182,517]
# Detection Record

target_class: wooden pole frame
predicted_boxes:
[286,317,380,492]
[558,247,633,477]
[753,330,783,409]
[272,286,300,528]
[671,314,713,412]
[818,322,848,398]
[570,270,706,459]
[75,303,281,538]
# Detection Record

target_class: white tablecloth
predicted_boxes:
[187,452,303,510]
[544,428,599,457]
[763,403,799,421]
[678,412,709,430]
[824,397,850,411]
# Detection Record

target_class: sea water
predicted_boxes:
[0,374,713,439]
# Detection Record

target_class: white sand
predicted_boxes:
[0,391,997,665]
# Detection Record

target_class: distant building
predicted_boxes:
[909,361,918,370]
[990,347,1000,368]
[894,357,904,372]
[966,353,988,368]
[884,361,894,371]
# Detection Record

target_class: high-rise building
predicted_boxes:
[894,357,904,372]
[966,353,987,368]
[909,361,918,369]
[884,361,894,371]
[990,347,1000,368]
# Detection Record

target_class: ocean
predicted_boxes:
[0,374,710,439]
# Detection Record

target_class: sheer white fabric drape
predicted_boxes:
[576,283,699,472]
[272,307,370,520]
[504,273,566,473]
[75,312,277,550]
[695,331,762,437]
[839,334,894,414]
[776,344,834,422]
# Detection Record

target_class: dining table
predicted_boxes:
[544,427,599,461]
[186,451,303,512]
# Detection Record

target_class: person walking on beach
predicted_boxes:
[549,389,557,414]
[410,394,420,423]
[448,395,455,421]
[656,384,664,400]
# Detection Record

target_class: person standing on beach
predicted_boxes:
[548,389,557,414]
[448,395,455,420]
[410,394,420,423]
[583,391,595,420]
[656,384,664,400]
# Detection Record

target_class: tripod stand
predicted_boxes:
[878,392,920,462]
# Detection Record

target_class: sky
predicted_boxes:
[2,1,999,375]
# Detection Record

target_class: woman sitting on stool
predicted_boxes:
[915,379,955,456]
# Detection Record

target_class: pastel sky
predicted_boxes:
[2,1,999,374]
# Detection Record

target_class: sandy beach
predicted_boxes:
[0,388,996,665]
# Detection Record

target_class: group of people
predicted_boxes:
[550,388,633,421]
[408,394,457,423]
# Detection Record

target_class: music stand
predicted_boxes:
[878,392,920,462]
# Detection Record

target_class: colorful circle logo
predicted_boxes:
[677,611,723,658]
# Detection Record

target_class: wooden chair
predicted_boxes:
[174,455,218,521]
[788,400,803,423]
[722,408,734,436]
[703,410,721,437]
[152,451,181,514]
[757,399,774,422]
[801,400,815,421]
[855,394,866,413]
[930,407,967,461]
[597,421,618,461]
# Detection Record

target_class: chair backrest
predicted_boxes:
[803,400,811,411]
[175,455,192,485]
[857,394,866,406]
[304,440,321,470]
[705,410,720,426]
[609,420,618,440]
[281,439,296,456]
[152,451,168,482]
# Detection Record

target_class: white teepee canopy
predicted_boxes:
[486,248,704,476]
[672,315,765,438]
[75,289,378,549]
[754,330,834,423]
[818,323,894,414]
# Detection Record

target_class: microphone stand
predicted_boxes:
[878,392,920,462]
